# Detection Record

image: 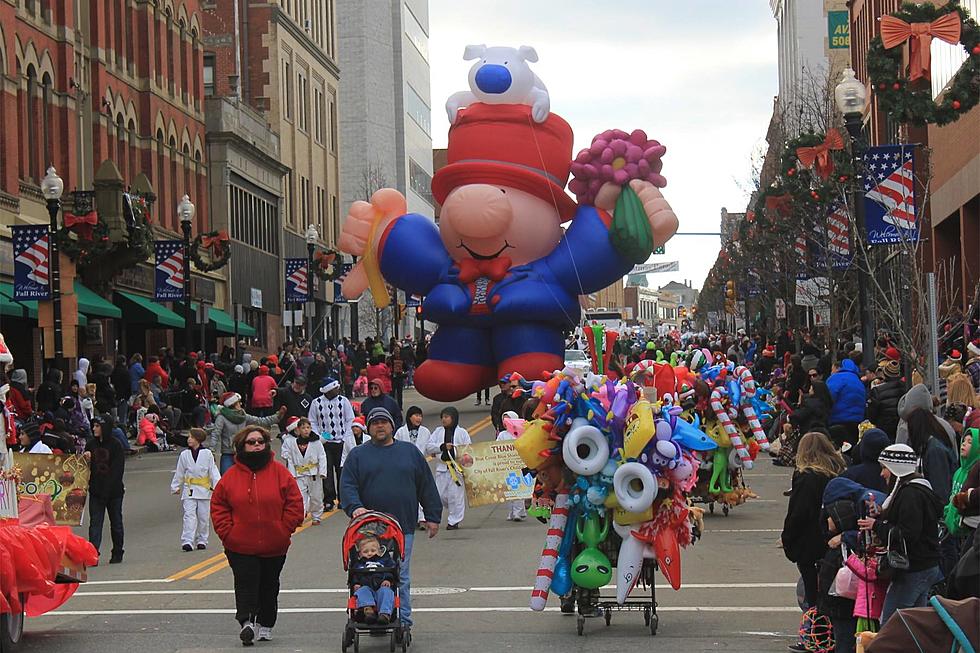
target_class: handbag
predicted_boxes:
[831,547,860,599]
[877,527,910,580]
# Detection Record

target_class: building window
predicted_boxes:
[297,73,308,131]
[242,307,267,347]
[203,53,215,97]
[41,74,52,177]
[283,60,293,120]
[313,87,323,143]
[316,186,324,234]
[328,92,338,153]
[409,159,433,206]
[404,7,429,61]
[331,194,339,244]
[26,67,38,181]
[405,84,431,136]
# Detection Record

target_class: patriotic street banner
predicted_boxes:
[864,144,917,245]
[284,258,309,303]
[12,224,51,300]
[825,203,852,270]
[333,262,352,304]
[154,240,185,301]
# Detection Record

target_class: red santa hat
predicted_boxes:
[763,345,775,357]
[884,346,901,361]
[431,103,577,219]
[949,349,963,362]
[221,392,241,408]
[352,416,366,430]
[285,416,302,433]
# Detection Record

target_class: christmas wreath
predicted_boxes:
[312,248,345,281]
[777,130,854,208]
[54,191,112,267]
[189,230,231,272]
[752,183,795,227]
[867,1,980,126]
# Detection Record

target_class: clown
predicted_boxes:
[340,49,678,402]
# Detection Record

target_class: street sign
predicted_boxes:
[250,287,263,309]
[629,261,679,275]
[775,298,787,319]
[828,11,850,49]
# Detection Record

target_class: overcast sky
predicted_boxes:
[427,0,778,290]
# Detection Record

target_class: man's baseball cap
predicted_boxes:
[293,375,307,385]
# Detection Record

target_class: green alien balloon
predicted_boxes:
[571,512,612,589]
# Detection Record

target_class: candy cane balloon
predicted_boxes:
[735,366,769,450]
[710,386,753,468]
[530,493,569,611]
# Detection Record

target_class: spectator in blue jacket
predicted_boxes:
[826,357,866,449]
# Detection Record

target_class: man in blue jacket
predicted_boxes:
[826,357,866,448]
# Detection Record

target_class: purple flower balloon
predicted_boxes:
[570,128,668,205]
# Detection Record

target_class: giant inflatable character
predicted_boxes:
[340,46,679,401]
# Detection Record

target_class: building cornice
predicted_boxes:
[206,131,291,176]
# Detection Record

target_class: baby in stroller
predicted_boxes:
[351,535,397,624]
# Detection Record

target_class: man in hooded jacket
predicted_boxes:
[826,358,866,447]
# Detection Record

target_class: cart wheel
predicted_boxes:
[0,593,25,651]
[576,615,585,636]
[723,504,730,516]
[604,608,611,626]
[643,606,651,626]
[390,632,396,652]
[650,613,659,636]
[708,502,715,514]
[353,633,360,653]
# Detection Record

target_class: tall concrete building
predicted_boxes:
[338,0,433,338]
[202,0,341,347]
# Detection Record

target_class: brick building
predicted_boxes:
[202,0,341,348]
[1,1,218,372]
[849,0,979,316]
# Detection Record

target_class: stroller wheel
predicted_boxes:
[389,632,396,652]
[353,633,360,653]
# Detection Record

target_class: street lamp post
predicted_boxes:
[41,167,65,375]
[178,194,196,356]
[835,68,874,370]
[305,224,318,347]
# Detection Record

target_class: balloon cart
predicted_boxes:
[566,529,660,637]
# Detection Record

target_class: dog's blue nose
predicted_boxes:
[474,64,512,94]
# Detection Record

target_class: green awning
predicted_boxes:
[75,282,122,319]
[190,303,255,337]
[0,283,84,325]
[0,289,24,318]
[115,291,185,328]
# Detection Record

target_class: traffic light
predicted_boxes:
[679,306,687,319]
[725,280,736,315]
[416,305,423,317]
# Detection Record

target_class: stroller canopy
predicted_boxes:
[342,511,405,570]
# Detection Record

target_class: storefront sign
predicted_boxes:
[459,440,534,508]
[828,11,850,49]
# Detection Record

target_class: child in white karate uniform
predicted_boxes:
[283,417,328,525]
[395,406,432,530]
[426,406,471,530]
[170,428,221,551]
[496,411,527,522]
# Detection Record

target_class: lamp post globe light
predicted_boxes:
[835,68,874,369]
[41,167,66,374]
[178,194,195,356]
[305,224,319,345]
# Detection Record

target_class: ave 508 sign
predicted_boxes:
[828,11,850,49]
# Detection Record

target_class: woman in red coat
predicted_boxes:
[211,426,305,646]
[250,365,278,416]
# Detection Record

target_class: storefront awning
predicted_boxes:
[190,303,256,337]
[75,282,122,319]
[114,291,185,328]
[0,287,25,318]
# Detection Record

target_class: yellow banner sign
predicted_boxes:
[459,440,534,508]
[12,453,91,526]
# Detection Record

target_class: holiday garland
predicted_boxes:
[54,192,153,268]
[778,131,853,206]
[867,1,980,126]
[189,230,231,272]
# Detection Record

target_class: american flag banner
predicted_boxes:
[793,236,808,279]
[333,262,352,304]
[12,224,51,300]
[863,144,917,245]
[285,258,309,303]
[825,203,851,270]
[154,240,185,301]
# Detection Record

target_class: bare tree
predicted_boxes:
[352,160,395,339]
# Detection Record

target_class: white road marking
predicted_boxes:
[706,529,782,533]
[72,582,798,597]
[81,579,175,586]
[43,606,803,616]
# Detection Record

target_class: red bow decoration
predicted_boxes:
[200,230,229,256]
[457,256,512,283]
[880,12,961,81]
[64,211,98,241]
[795,129,845,180]
[765,193,793,217]
[314,249,336,270]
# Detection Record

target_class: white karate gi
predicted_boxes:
[284,438,328,521]
[426,426,471,526]
[170,448,221,547]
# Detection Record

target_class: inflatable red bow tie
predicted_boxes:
[880,13,961,81]
[796,129,845,180]
[64,211,98,241]
[457,256,512,283]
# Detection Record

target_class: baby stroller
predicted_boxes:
[341,511,411,653]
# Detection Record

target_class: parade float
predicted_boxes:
[0,334,97,652]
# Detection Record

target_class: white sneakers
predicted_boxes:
[257,626,273,641]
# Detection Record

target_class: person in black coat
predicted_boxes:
[85,414,126,564]
[866,360,904,440]
[782,432,845,611]
[841,428,890,493]
[275,375,313,433]
[34,367,63,415]
[789,379,833,435]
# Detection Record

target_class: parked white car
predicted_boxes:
[564,349,592,376]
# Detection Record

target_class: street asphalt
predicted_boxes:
[20,389,804,652]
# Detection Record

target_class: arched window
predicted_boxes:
[190,30,200,101]
[116,115,127,181]
[166,11,175,90]
[169,136,178,216]
[128,119,138,181]
[182,143,190,202]
[114,0,124,65]
[126,3,135,66]
[156,129,167,228]
[26,65,38,181]
[178,19,188,97]
[41,73,52,178]
[104,1,113,61]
